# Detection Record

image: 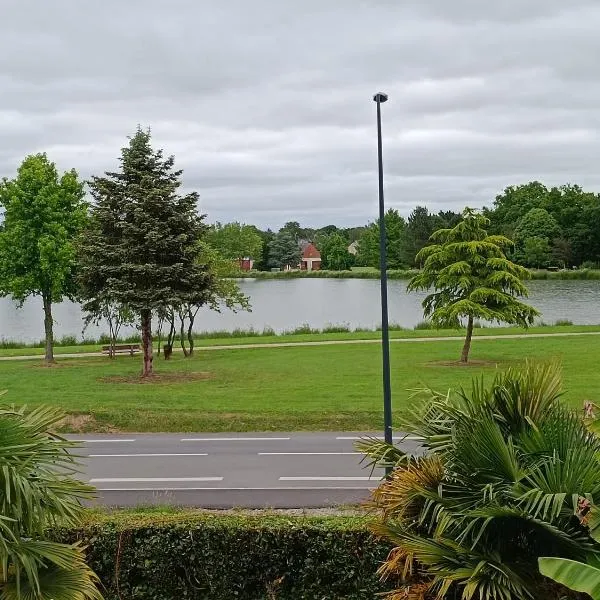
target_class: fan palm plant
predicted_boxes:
[358,362,599,599]
[0,403,101,600]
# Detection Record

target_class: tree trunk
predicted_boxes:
[461,315,474,364]
[140,309,153,376]
[179,312,189,357]
[42,293,54,363]
[187,319,194,357]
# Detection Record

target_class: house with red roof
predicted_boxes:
[300,242,321,271]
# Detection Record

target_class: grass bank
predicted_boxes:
[2,331,599,431]
[235,267,600,280]
[1,322,596,357]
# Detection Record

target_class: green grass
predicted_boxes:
[2,332,598,432]
[2,324,600,357]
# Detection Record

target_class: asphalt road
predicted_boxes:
[69,432,421,508]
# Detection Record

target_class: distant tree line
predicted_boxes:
[212,181,600,272]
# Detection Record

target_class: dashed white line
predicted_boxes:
[180,437,290,442]
[88,453,208,458]
[79,439,137,443]
[279,476,380,481]
[259,452,359,456]
[90,477,223,483]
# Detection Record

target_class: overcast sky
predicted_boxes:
[1,1,599,228]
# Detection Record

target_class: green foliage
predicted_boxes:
[77,128,214,374]
[408,208,539,362]
[0,154,86,362]
[0,404,101,599]
[513,208,560,267]
[360,362,600,600]
[522,236,552,268]
[267,231,301,270]
[206,221,263,261]
[320,232,354,270]
[55,515,392,599]
[539,557,600,599]
[356,209,408,269]
[490,182,600,265]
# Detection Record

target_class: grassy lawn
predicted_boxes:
[1,324,599,357]
[0,332,597,432]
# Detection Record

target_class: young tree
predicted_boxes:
[0,154,86,363]
[78,128,214,376]
[83,301,135,358]
[408,208,539,363]
[356,209,408,269]
[320,232,354,270]
[206,222,263,264]
[268,231,301,270]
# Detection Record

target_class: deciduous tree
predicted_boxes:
[0,154,86,363]
[408,208,539,363]
[78,128,214,376]
[320,232,354,270]
[206,222,263,265]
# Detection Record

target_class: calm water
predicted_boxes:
[1,279,598,343]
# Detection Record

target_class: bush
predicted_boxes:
[555,318,574,326]
[58,334,78,346]
[56,514,393,600]
[321,323,352,333]
[413,320,435,330]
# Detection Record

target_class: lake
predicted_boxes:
[0,278,598,343]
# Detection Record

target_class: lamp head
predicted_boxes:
[373,92,388,103]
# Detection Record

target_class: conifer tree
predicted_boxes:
[408,208,538,363]
[78,128,213,376]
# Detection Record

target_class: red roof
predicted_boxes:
[302,243,321,259]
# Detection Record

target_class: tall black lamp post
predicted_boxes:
[373,92,393,461]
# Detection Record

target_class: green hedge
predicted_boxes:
[56,513,394,600]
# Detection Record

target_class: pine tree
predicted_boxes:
[408,208,539,363]
[78,128,213,376]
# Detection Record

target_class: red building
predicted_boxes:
[238,257,254,271]
[300,243,321,271]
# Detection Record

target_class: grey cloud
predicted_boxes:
[1,0,599,228]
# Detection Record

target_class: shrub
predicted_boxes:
[555,318,574,326]
[58,334,78,346]
[413,320,435,330]
[322,323,352,333]
[56,514,393,600]
[359,362,600,600]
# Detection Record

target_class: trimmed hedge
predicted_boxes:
[56,513,394,600]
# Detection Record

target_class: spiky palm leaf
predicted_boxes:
[360,362,600,600]
[0,404,101,599]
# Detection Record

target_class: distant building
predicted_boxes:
[348,241,359,255]
[300,242,321,271]
[238,257,254,271]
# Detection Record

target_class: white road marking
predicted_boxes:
[336,436,422,441]
[88,453,208,458]
[96,486,376,491]
[258,452,359,456]
[180,437,290,442]
[90,477,223,483]
[279,476,381,481]
[79,439,136,443]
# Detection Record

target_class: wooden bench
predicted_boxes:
[101,344,140,356]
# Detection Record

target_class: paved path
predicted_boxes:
[3,330,600,361]
[70,432,422,508]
